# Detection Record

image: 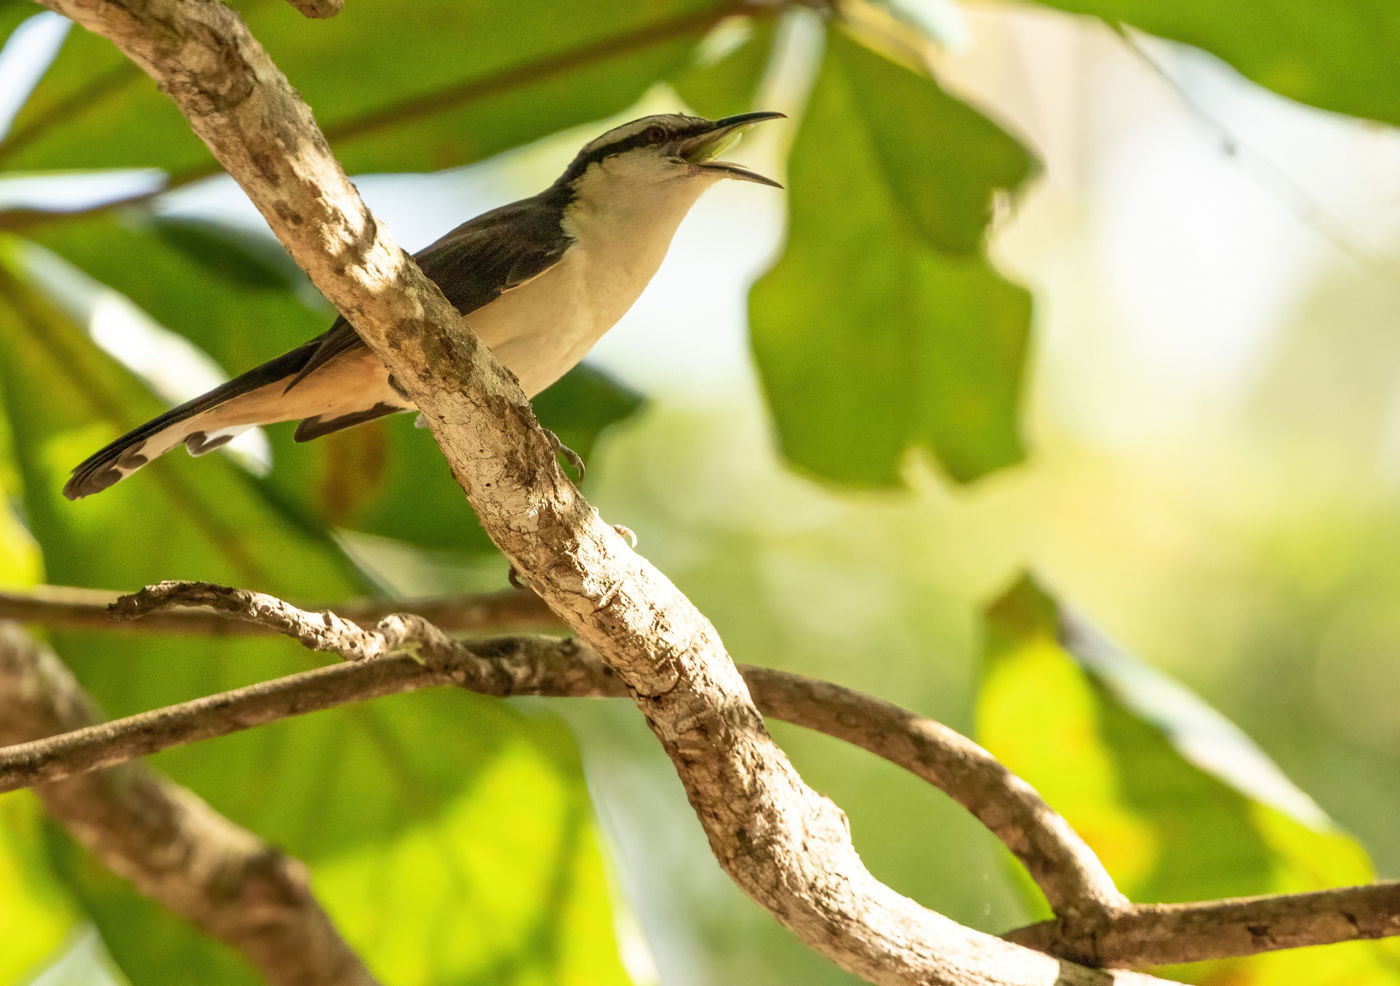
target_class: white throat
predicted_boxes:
[563,158,720,282]
[476,161,721,397]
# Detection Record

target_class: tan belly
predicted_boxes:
[471,245,649,397]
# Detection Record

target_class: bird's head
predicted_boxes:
[556,111,785,201]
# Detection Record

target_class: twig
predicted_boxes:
[0,583,557,635]
[4,581,1124,916]
[0,622,380,986]
[283,0,341,18]
[744,668,1127,920]
[1006,882,1400,967]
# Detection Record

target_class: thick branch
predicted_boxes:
[0,622,378,986]
[37,2,1165,982]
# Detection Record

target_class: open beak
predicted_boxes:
[680,111,786,188]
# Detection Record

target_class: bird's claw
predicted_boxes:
[543,428,585,482]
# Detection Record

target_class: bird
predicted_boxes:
[63,111,784,500]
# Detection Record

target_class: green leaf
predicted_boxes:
[669,17,776,121]
[1022,1,1400,128]
[750,29,1032,487]
[2,0,728,176]
[149,215,307,291]
[979,575,1400,984]
[0,798,79,985]
[0,247,630,986]
[45,693,632,986]
[823,31,1035,256]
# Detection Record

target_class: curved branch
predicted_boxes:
[744,668,1126,919]
[0,622,379,986]
[35,2,1165,983]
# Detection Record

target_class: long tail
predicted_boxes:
[63,341,322,500]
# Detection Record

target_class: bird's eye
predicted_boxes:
[644,125,666,145]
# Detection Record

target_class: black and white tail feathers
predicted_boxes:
[62,328,407,500]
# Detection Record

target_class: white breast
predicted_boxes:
[471,165,718,397]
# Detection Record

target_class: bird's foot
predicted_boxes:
[612,523,638,548]
[543,428,585,482]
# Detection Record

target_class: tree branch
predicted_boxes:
[0,621,379,986]
[5,579,1122,924]
[282,0,341,20]
[9,582,1397,971]
[33,1,1165,982]
[1005,883,1400,967]
[0,583,556,634]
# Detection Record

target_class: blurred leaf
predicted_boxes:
[750,28,1031,487]
[823,31,1035,255]
[27,214,329,402]
[45,692,632,986]
[309,696,629,986]
[2,0,730,176]
[0,248,630,985]
[1024,0,1400,128]
[149,216,307,290]
[0,798,79,985]
[669,17,776,120]
[979,575,1400,983]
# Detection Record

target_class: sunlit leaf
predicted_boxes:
[750,29,1031,487]
[45,692,633,986]
[1024,0,1400,128]
[979,575,1400,983]
[0,798,79,985]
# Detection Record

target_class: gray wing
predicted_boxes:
[286,194,573,390]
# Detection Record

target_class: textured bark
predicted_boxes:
[0,623,379,986]
[1006,883,1400,967]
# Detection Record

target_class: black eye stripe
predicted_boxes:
[553,116,711,189]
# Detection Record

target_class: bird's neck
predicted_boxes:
[560,170,714,284]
